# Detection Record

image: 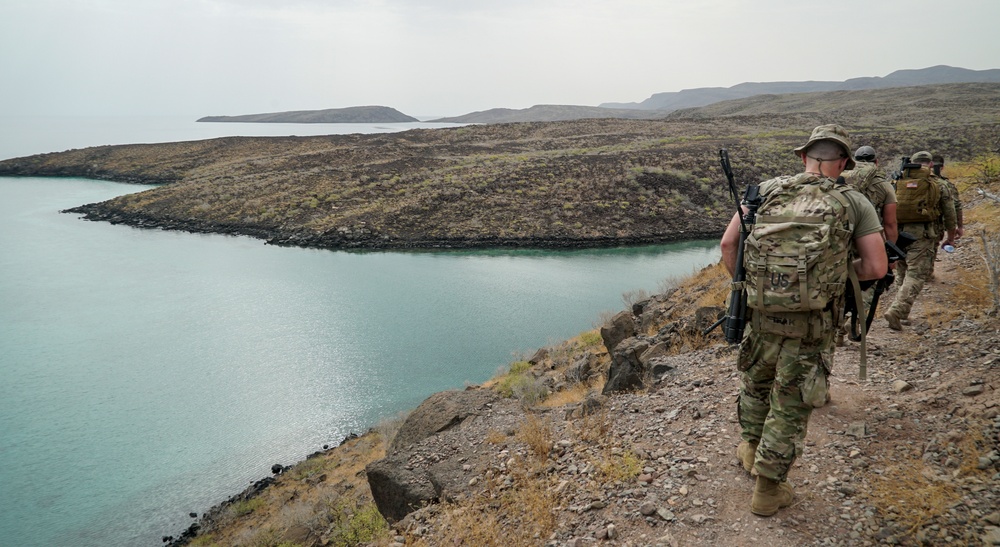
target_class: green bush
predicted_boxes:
[326,502,388,547]
[230,497,265,517]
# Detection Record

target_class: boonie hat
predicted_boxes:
[911,150,933,163]
[794,124,855,170]
[854,145,876,161]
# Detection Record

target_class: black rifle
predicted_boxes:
[845,230,917,341]
[704,149,762,343]
[890,156,924,186]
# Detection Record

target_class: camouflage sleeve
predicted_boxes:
[947,181,963,218]
[939,180,957,232]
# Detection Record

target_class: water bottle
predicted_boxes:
[942,243,955,253]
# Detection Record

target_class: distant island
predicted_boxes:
[197,105,418,124]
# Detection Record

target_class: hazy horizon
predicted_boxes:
[2,0,998,119]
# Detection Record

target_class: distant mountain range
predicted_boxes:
[198,65,999,125]
[599,65,1000,111]
[197,105,417,124]
[431,65,1000,124]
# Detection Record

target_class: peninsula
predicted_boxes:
[197,105,418,123]
[0,83,997,252]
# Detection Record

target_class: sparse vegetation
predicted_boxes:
[230,498,266,517]
[866,424,989,538]
[323,500,388,547]
[5,84,998,252]
[516,414,553,461]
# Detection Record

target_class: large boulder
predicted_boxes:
[368,388,501,522]
[600,310,637,353]
[365,458,441,523]
[602,336,650,394]
[389,389,499,452]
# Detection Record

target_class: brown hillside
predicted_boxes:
[0,83,997,251]
[163,174,1000,547]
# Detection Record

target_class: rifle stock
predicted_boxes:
[703,149,760,344]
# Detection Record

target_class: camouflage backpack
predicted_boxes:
[844,163,883,207]
[744,173,855,314]
[895,167,941,223]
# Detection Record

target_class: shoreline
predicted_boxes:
[63,201,724,252]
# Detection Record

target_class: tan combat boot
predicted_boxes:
[883,310,903,331]
[750,476,794,516]
[736,440,758,473]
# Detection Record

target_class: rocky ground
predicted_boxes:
[391,253,998,547]
[172,235,999,547]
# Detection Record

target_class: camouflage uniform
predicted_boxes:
[886,170,956,322]
[929,177,962,276]
[738,176,882,482]
[839,161,897,332]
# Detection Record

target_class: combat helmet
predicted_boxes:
[854,145,876,162]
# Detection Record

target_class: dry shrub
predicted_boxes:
[958,203,1000,315]
[374,411,408,452]
[865,455,963,535]
[573,407,613,444]
[516,413,553,461]
[409,462,557,547]
[948,259,992,318]
[594,447,642,483]
[866,425,988,536]
[484,429,507,445]
[689,261,731,309]
[673,333,707,355]
[539,382,591,408]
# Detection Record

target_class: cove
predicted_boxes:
[0,176,720,546]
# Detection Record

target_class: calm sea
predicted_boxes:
[0,116,721,546]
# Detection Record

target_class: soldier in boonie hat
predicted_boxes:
[793,124,856,170]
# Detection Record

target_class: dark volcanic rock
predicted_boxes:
[389,389,500,453]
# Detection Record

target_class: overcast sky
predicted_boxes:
[1,0,998,118]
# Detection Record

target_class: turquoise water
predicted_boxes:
[0,176,721,546]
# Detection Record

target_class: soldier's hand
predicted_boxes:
[956,227,964,239]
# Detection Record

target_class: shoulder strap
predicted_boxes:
[850,266,867,380]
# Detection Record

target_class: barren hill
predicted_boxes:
[1,83,997,253]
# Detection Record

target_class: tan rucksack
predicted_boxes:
[895,167,941,223]
[744,173,855,314]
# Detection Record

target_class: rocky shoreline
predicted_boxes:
[161,248,1000,546]
[61,201,722,252]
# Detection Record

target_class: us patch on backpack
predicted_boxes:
[895,168,941,223]
[744,174,854,313]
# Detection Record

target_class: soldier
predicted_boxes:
[928,154,964,279]
[837,145,898,345]
[720,124,886,517]
[883,151,957,330]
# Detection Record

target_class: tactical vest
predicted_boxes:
[895,167,941,223]
[744,174,854,314]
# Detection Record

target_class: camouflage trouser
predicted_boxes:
[838,285,876,337]
[887,234,937,319]
[738,310,834,482]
